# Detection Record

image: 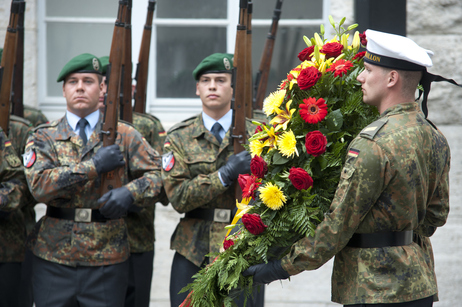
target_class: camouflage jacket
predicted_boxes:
[124,112,165,253]
[281,103,450,304]
[0,116,34,262]
[23,105,49,127]
[24,115,163,266]
[0,127,29,262]
[162,113,255,266]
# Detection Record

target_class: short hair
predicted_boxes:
[379,66,423,97]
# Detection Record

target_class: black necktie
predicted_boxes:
[211,122,223,144]
[77,118,89,145]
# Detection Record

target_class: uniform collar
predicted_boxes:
[66,109,100,132]
[381,102,418,118]
[201,109,232,133]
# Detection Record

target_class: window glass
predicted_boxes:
[46,0,117,18]
[157,0,227,19]
[252,0,323,20]
[46,23,113,96]
[156,27,227,98]
[251,25,320,98]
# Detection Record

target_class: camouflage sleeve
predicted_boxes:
[24,129,99,204]
[121,126,163,205]
[281,137,389,275]
[0,130,28,211]
[161,133,228,213]
[415,151,450,237]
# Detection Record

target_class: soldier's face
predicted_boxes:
[63,73,102,118]
[357,62,388,107]
[196,73,233,113]
[99,76,107,112]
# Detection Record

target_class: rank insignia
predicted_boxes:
[162,151,175,172]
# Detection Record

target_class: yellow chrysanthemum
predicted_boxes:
[259,182,287,210]
[249,139,265,157]
[277,130,298,158]
[270,99,296,131]
[263,90,286,116]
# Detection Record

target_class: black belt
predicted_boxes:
[347,230,413,248]
[46,206,110,223]
[185,208,233,223]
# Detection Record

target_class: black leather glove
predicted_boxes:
[92,144,125,174]
[219,150,251,186]
[98,186,134,219]
[242,260,290,285]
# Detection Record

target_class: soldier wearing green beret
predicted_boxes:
[162,53,264,307]
[98,55,167,307]
[24,53,164,307]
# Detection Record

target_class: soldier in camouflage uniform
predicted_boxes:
[243,30,454,307]
[24,53,163,307]
[162,53,265,307]
[98,55,167,307]
[23,105,49,127]
[0,125,30,307]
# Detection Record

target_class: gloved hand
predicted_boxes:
[92,144,125,174]
[242,260,290,285]
[98,186,134,219]
[219,151,251,186]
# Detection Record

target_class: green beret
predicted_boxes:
[57,53,102,82]
[0,48,3,63]
[192,53,234,80]
[99,56,109,75]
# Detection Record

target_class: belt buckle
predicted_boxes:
[214,209,231,223]
[75,208,92,222]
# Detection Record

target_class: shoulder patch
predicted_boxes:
[168,114,199,133]
[162,151,175,172]
[10,115,32,127]
[34,120,58,132]
[360,118,388,140]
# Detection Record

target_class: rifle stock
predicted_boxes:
[11,0,25,118]
[254,0,283,110]
[134,0,156,114]
[100,1,126,196]
[0,0,21,132]
[120,0,133,123]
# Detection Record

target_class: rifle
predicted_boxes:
[244,1,253,119]
[253,0,284,110]
[100,1,126,196]
[231,0,249,200]
[134,0,156,114]
[11,0,26,118]
[0,0,21,132]
[119,0,133,123]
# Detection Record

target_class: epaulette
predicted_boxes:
[10,114,32,127]
[118,119,135,129]
[33,120,58,131]
[360,117,388,140]
[168,114,199,133]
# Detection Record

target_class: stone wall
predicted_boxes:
[331,0,462,125]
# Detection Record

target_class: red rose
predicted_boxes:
[223,238,234,250]
[298,46,315,61]
[250,156,267,179]
[288,167,313,190]
[242,213,267,235]
[254,122,266,134]
[320,42,344,58]
[238,174,261,199]
[359,31,367,46]
[352,51,366,61]
[297,67,321,90]
[305,130,327,157]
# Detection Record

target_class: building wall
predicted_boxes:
[1,0,461,125]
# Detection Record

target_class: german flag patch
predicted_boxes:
[346,148,360,163]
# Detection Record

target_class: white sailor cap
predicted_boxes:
[364,29,433,71]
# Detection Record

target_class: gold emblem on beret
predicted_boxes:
[223,58,231,70]
[92,58,100,71]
